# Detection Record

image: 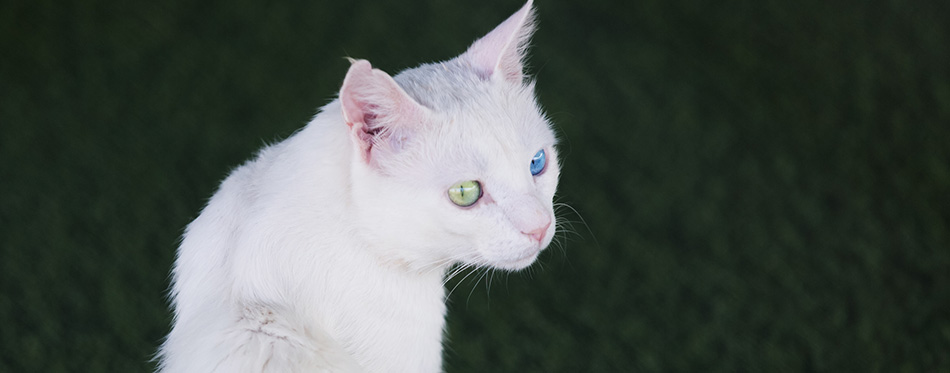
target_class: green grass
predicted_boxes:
[2,0,948,371]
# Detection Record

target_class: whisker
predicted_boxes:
[552,201,597,244]
[442,262,473,287]
[465,268,491,306]
[446,265,480,299]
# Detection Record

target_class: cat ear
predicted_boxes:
[462,0,536,83]
[339,59,428,165]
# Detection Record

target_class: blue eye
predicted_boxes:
[529,149,546,176]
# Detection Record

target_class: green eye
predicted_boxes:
[447,180,482,207]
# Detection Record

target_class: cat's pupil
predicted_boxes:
[448,180,481,207]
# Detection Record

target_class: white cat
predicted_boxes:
[158,1,559,371]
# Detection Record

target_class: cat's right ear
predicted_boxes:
[340,59,428,165]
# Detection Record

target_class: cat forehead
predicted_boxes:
[394,60,552,143]
[393,60,534,113]
[420,97,554,186]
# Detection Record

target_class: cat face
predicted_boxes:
[403,70,559,271]
[340,0,558,271]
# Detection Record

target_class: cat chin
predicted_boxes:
[483,245,543,271]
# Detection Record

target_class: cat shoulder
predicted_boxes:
[206,304,364,372]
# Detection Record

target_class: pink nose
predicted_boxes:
[522,220,551,243]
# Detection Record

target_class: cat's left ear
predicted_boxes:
[462,0,536,83]
[340,59,428,165]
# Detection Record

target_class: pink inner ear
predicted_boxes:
[340,61,379,129]
[464,0,536,82]
[339,59,427,164]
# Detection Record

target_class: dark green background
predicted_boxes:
[2,0,948,371]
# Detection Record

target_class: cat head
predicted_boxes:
[339,0,558,272]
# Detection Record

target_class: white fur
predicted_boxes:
[158,1,559,371]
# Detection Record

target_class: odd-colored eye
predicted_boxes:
[448,180,482,207]
[530,149,546,176]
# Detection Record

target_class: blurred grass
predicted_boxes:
[1,0,948,371]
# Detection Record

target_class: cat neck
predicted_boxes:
[223,104,450,371]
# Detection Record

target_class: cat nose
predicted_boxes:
[522,219,551,243]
